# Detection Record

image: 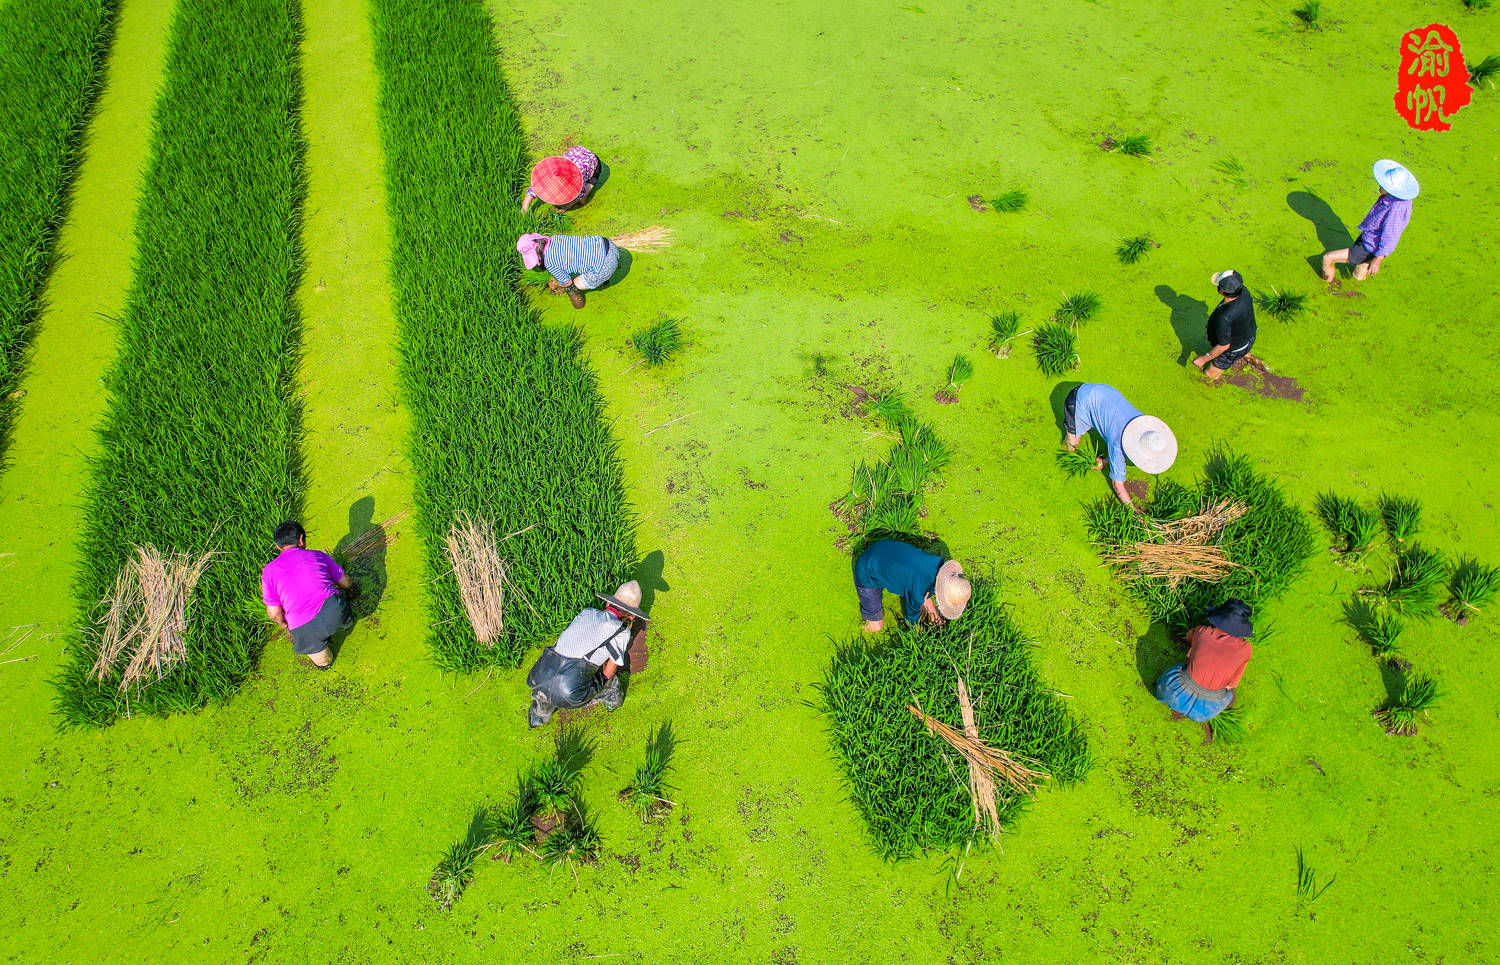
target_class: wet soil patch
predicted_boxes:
[627,626,650,673]
[1124,479,1150,503]
[966,194,987,212]
[1221,355,1305,402]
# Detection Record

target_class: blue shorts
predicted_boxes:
[1153,663,1234,722]
[855,584,884,621]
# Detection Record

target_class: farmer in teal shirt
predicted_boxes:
[853,539,971,632]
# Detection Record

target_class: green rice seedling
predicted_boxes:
[1054,291,1101,326]
[1314,492,1380,557]
[1212,155,1249,187]
[936,354,974,403]
[819,583,1091,859]
[1115,235,1153,265]
[1056,436,1101,479]
[1469,54,1499,89]
[369,0,637,671]
[1208,705,1247,743]
[629,317,684,367]
[1292,0,1322,29]
[1378,494,1422,544]
[987,310,1021,357]
[621,721,677,820]
[0,0,120,466]
[485,773,538,862]
[1344,597,1406,660]
[1463,0,1491,11]
[1295,847,1335,900]
[1446,556,1500,620]
[541,799,602,867]
[897,418,952,472]
[866,388,912,427]
[1033,323,1079,378]
[987,188,1027,213]
[428,840,478,910]
[1113,134,1153,157]
[1257,287,1307,321]
[1379,543,1448,618]
[53,0,307,725]
[1376,673,1440,736]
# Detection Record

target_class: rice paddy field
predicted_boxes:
[2,0,1498,960]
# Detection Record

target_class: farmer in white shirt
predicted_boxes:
[526,581,646,727]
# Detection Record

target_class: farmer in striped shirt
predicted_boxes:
[516,233,620,309]
[1321,160,1417,284]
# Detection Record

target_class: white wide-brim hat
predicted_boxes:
[1372,159,1419,200]
[934,560,972,620]
[1121,416,1178,475]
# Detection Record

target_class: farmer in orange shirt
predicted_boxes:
[1153,599,1253,741]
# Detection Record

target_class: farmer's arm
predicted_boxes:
[601,658,618,679]
[324,553,352,590]
[1112,478,1135,506]
[521,191,536,214]
[1195,308,1231,368]
[266,604,289,630]
[920,595,944,626]
[1194,343,1230,368]
[336,573,352,590]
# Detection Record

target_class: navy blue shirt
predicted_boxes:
[854,540,943,625]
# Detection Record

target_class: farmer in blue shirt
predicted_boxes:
[516,233,620,309]
[1062,383,1178,508]
[853,539,971,632]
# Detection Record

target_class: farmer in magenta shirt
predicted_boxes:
[261,521,353,668]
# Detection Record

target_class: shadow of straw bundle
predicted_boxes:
[444,513,505,645]
[909,675,1049,841]
[91,545,215,689]
[611,226,674,252]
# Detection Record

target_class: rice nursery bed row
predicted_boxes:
[53,0,306,727]
[820,583,1091,860]
[1085,449,1315,629]
[0,0,119,464]
[369,0,635,670]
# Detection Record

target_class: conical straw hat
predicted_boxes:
[934,561,972,620]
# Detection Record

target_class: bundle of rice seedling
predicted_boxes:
[540,799,601,867]
[1056,436,1101,479]
[1054,291,1101,326]
[444,514,506,645]
[1258,287,1307,321]
[90,545,216,690]
[610,225,674,252]
[935,354,973,404]
[832,413,950,549]
[1112,134,1153,157]
[987,311,1022,358]
[427,840,479,910]
[1463,0,1491,10]
[865,388,912,426]
[1378,494,1421,544]
[1293,0,1322,29]
[1469,54,1499,89]
[1212,155,1249,188]
[1208,704,1247,743]
[1377,543,1447,618]
[1344,597,1405,660]
[1033,323,1079,377]
[1446,556,1500,621]
[629,317,684,367]
[484,773,538,862]
[370,0,636,673]
[1315,492,1380,558]
[620,721,677,820]
[820,584,1090,859]
[1375,672,1440,736]
[0,0,119,464]
[54,0,306,726]
[1116,235,1153,265]
[987,189,1027,213]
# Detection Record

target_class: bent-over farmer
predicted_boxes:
[1062,383,1178,508]
[261,521,353,669]
[1321,159,1418,284]
[521,146,602,214]
[527,581,646,728]
[516,233,620,309]
[1192,270,1257,381]
[853,539,971,632]
[1153,599,1254,740]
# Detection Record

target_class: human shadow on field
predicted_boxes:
[1155,285,1209,367]
[1135,622,1184,690]
[334,496,387,620]
[1049,381,1082,436]
[635,549,670,615]
[1287,190,1353,278]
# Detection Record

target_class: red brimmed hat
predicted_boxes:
[531,156,583,206]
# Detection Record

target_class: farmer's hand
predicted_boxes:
[546,278,562,292]
[1127,500,1146,515]
[1093,457,1106,472]
[1192,355,1209,369]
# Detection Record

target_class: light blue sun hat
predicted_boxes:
[1373,159,1420,200]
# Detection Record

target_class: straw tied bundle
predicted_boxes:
[1100,499,1248,587]
[444,513,507,645]
[908,675,1049,841]
[610,226,674,253]
[90,544,216,689]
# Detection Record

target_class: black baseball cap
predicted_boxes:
[1211,270,1244,295]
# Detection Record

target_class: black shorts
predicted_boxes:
[289,594,352,654]
[1063,386,1080,435]
[1348,236,1374,266]
[1211,336,1256,370]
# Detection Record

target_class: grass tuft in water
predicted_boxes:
[1208,705,1247,743]
[1446,556,1500,619]
[1377,543,1448,619]
[1116,235,1153,265]
[630,317,684,367]
[1469,54,1499,89]
[1055,291,1101,326]
[1378,493,1422,545]
[1212,155,1249,187]
[987,310,1021,357]
[1314,492,1380,558]
[1295,846,1335,900]
[1376,672,1440,736]
[621,721,677,820]
[1113,133,1153,157]
[1033,323,1079,378]
[987,188,1027,213]
[1257,287,1307,321]
[1293,0,1322,29]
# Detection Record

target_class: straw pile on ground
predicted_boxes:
[444,513,506,645]
[610,226,674,252]
[1099,499,1247,586]
[90,545,214,690]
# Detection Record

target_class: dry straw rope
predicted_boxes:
[91,544,215,689]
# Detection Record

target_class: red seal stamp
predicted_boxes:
[1395,24,1472,131]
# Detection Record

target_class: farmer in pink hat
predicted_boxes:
[516,233,619,309]
[521,146,601,213]
[1321,160,1418,284]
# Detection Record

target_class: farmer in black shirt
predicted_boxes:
[1192,270,1256,382]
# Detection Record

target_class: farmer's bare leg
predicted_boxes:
[307,647,332,667]
[1321,248,1350,283]
[1200,722,1215,743]
[1351,261,1371,281]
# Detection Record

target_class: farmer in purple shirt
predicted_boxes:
[1321,160,1418,284]
[261,521,353,669]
